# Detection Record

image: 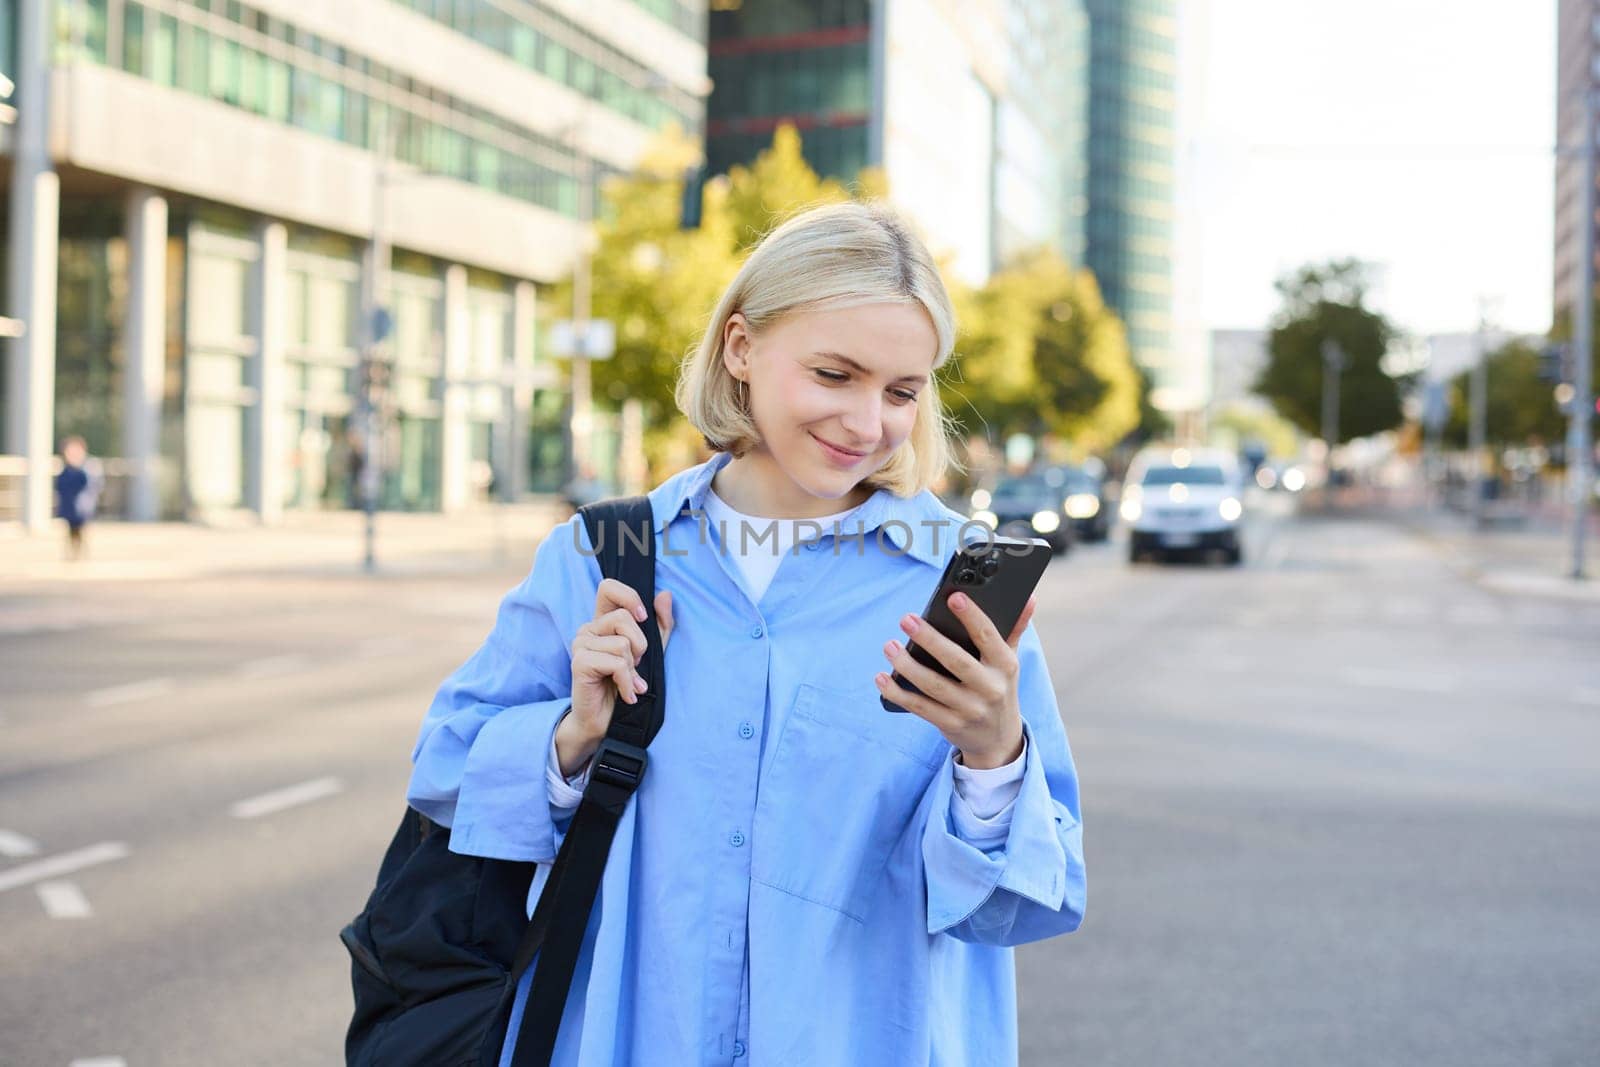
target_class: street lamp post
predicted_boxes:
[1570,85,1596,579]
[356,113,395,574]
[1320,339,1344,486]
[1469,303,1490,528]
[569,118,595,485]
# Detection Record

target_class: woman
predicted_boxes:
[408,201,1086,1065]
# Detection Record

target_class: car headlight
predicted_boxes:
[1120,498,1142,522]
[1064,493,1100,519]
[1219,497,1242,522]
[973,509,997,528]
[1031,510,1061,533]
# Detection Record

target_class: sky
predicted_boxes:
[1173,0,1556,340]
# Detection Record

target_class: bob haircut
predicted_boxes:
[674,200,958,497]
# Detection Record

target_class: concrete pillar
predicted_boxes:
[505,280,537,501]
[122,188,168,522]
[247,221,287,523]
[439,264,470,512]
[4,0,59,532]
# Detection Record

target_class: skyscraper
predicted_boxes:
[1554,0,1597,326]
[1078,0,1178,399]
[706,0,1077,284]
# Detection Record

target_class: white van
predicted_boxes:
[1120,448,1245,565]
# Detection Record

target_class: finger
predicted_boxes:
[590,607,648,663]
[1004,596,1037,650]
[897,612,981,684]
[574,648,642,704]
[653,590,675,648]
[882,638,969,713]
[574,636,638,682]
[874,670,960,733]
[594,578,648,624]
[945,592,1012,666]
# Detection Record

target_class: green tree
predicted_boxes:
[723,125,886,252]
[1443,339,1568,448]
[946,251,1141,453]
[551,124,891,475]
[1255,259,1406,441]
[543,129,741,470]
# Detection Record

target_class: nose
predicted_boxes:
[837,389,882,445]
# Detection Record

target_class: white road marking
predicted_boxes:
[70,1058,128,1067]
[0,842,130,894]
[85,677,175,708]
[237,654,310,679]
[1339,667,1457,694]
[229,776,345,820]
[0,829,41,858]
[37,880,93,919]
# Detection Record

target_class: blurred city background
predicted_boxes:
[1,0,1597,1065]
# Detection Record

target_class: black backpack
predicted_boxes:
[340,496,665,1066]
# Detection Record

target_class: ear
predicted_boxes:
[722,313,752,383]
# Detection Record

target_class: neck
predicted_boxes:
[712,450,873,519]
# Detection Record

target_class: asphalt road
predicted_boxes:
[2,498,1597,1066]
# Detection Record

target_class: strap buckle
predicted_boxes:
[591,736,649,793]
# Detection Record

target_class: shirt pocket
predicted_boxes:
[751,681,950,923]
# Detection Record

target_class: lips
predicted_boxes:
[812,433,868,465]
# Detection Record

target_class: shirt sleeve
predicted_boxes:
[920,621,1087,947]
[948,740,1027,849]
[407,514,602,863]
[546,712,594,811]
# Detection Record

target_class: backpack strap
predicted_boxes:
[507,496,664,1066]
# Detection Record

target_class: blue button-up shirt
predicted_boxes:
[407,452,1087,1066]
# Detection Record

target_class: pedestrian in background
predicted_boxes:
[404,202,1087,1064]
[53,435,100,561]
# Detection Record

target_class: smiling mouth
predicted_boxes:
[812,434,868,460]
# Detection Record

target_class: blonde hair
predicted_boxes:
[674,201,957,496]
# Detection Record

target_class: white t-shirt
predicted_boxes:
[549,487,1026,845]
[700,486,863,602]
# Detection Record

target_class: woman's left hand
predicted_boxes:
[875,593,1038,769]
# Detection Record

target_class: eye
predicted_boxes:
[814,369,848,383]
[888,389,919,404]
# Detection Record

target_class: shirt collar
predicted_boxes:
[646,452,956,568]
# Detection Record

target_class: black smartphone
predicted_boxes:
[881,534,1053,712]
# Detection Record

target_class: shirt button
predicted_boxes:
[805,541,821,551]
[729,831,746,848]
[749,625,764,639]
[734,1040,747,1057]
[738,722,755,739]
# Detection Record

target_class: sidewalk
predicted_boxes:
[1389,503,1600,603]
[0,498,571,588]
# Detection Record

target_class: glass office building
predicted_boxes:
[706,0,1074,286]
[1,0,706,528]
[1079,0,1177,392]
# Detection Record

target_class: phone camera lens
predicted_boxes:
[957,569,978,585]
[980,557,1000,578]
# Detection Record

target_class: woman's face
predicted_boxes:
[724,301,938,503]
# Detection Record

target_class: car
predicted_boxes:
[970,473,1073,554]
[1045,464,1111,543]
[1121,448,1245,565]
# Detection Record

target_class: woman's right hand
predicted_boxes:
[554,578,674,777]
